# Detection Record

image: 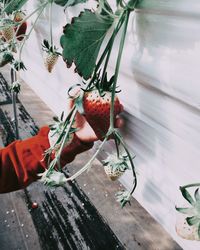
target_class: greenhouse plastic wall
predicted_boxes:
[21,1,200,249]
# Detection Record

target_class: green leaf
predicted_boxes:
[60,10,114,79]
[195,188,200,202]
[53,116,60,122]
[175,207,195,215]
[186,216,200,226]
[180,186,195,205]
[4,0,28,14]
[53,0,87,7]
[60,111,64,121]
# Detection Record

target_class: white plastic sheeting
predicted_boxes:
[21,1,200,249]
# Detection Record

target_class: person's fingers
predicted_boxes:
[115,117,124,128]
[120,104,124,113]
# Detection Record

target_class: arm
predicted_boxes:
[0,126,93,193]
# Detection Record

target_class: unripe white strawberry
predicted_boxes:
[103,154,129,181]
[104,164,124,181]
[43,52,59,73]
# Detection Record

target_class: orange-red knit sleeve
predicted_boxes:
[0,126,93,193]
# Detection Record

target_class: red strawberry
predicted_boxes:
[15,22,27,41]
[13,11,27,41]
[83,89,121,139]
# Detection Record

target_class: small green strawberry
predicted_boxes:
[42,39,59,73]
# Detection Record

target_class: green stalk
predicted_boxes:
[66,135,108,181]
[18,1,48,62]
[110,10,130,130]
[49,1,53,47]
[115,131,137,195]
[87,11,126,90]
[55,109,77,170]
[45,106,77,175]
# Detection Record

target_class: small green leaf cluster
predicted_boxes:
[176,187,200,239]
[38,168,67,187]
[103,154,130,173]
[115,190,131,208]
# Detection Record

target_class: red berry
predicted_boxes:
[15,22,27,41]
[83,89,121,139]
[31,202,38,209]
[13,11,27,41]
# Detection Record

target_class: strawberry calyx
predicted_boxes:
[87,71,121,97]
[12,60,26,71]
[10,80,21,94]
[0,51,14,67]
[42,39,60,56]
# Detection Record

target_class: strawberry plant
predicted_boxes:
[0,0,139,207]
[40,0,139,208]
[1,0,199,242]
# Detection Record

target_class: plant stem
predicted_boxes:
[18,2,48,62]
[55,109,77,170]
[87,11,126,89]
[110,10,130,129]
[66,136,108,181]
[49,1,53,47]
[46,106,77,175]
[49,105,76,151]
[11,1,49,48]
[115,131,137,195]
[10,68,19,139]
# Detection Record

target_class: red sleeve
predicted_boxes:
[0,126,93,193]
